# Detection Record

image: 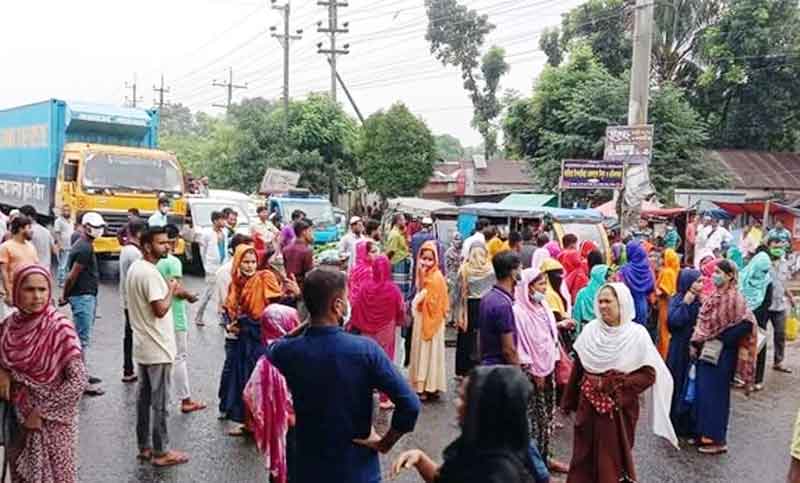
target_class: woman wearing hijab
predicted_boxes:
[544,241,561,260]
[0,264,86,483]
[618,241,655,328]
[726,245,745,270]
[513,268,569,474]
[698,253,720,297]
[655,249,680,358]
[221,245,298,436]
[572,264,610,335]
[691,259,757,454]
[408,240,449,400]
[347,240,374,305]
[540,258,576,348]
[243,304,300,483]
[350,255,406,409]
[666,268,703,439]
[392,366,550,483]
[738,251,772,391]
[563,283,678,483]
[562,249,588,305]
[453,242,496,379]
[586,250,604,274]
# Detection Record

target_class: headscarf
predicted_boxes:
[416,240,449,341]
[694,248,715,269]
[460,241,493,280]
[350,255,405,333]
[619,241,655,294]
[738,252,772,310]
[587,250,604,273]
[562,249,589,303]
[348,240,374,304]
[244,304,299,483]
[530,247,551,273]
[544,241,561,259]
[0,264,83,386]
[540,258,571,317]
[580,240,598,260]
[657,249,680,296]
[668,269,702,327]
[438,366,537,483]
[699,256,720,296]
[445,233,464,279]
[225,245,283,320]
[611,241,627,266]
[692,278,757,384]
[512,268,559,377]
[572,264,609,328]
[727,246,745,270]
[574,283,678,448]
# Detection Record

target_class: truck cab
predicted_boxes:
[268,191,338,245]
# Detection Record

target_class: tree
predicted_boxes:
[503,45,729,201]
[159,103,196,137]
[425,0,508,159]
[696,0,800,150]
[358,103,437,199]
[559,0,632,76]
[434,134,465,161]
[540,27,563,67]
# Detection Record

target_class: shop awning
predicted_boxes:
[714,201,800,218]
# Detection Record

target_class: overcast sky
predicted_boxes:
[0,0,586,147]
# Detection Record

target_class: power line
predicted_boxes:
[271,0,303,129]
[153,74,171,109]
[211,67,249,110]
[317,0,350,102]
[125,74,144,108]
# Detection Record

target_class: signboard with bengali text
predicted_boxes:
[603,125,654,164]
[560,159,624,190]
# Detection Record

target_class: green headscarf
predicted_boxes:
[738,252,772,310]
[727,245,744,270]
[572,264,610,333]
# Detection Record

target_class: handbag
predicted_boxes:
[555,343,574,386]
[699,339,723,366]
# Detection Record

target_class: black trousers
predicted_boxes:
[124,309,134,376]
[455,299,481,377]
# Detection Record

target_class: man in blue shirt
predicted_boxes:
[479,251,522,366]
[268,269,421,483]
[147,197,170,227]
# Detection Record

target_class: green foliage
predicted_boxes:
[425,0,508,159]
[434,134,465,161]
[560,0,631,76]
[540,27,563,67]
[502,45,729,201]
[358,103,437,199]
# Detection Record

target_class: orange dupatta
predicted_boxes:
[416,240,449,341]
[656,249,680,296]
[225,245,283,320]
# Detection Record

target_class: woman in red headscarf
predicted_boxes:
[562,249,589,305]
[351,255,406,408]
[408,241,449,401]
[348,240,375,305]
[0,264,86,483]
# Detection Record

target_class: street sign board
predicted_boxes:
[560,159,624,190]
[260,168,300,194]
[603,124,654,164]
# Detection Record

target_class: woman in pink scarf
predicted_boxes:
[350,255,406,409]
[512,266,569,474]
[0,264,86,483]
[243,304,300,483]
[347,240,374,305]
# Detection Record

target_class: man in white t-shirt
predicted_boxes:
[125,225,189,467]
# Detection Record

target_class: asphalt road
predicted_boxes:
[75,261,799,482]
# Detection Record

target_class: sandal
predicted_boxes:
[84,387,105,397]
[181,400,207,413]
[774,365,793,374]
[227,425,250,437]
[137,448,153,461]
[151,450,190,467]
[122,374,138,383]
[698,444,728,455]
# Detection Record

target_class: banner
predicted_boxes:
[560,159,624,190]
[604,125,654,164]
[260,168,300,194]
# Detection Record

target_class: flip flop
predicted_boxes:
[151,450,190,467]
[774,365,793,374]
[227,425,250,437]
[181,401,207,413]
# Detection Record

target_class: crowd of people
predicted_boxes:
[0,196,798,482]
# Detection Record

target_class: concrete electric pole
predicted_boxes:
[316,0,349,102]
[153,74,171,109]
[621,0,656,233]
[271,0,303,130]
[125,74,143,108]
[212,68,248,111]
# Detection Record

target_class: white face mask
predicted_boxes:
[87,226,105,239]
[529,291,546,304]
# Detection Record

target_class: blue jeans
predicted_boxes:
[69,294,97,353]
[57,249,70,286]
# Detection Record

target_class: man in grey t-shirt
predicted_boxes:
[20,205,56,274]
[119,219,146,383]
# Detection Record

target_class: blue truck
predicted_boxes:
[0,99,187,254]
[268,191,339,244]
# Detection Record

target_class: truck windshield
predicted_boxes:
[279,201,335,225]
[83,153,183,193]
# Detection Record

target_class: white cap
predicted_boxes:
[82,212,106,227]
[422,216,434,225]
[349,216,362,225]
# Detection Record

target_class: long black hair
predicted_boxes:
[437,366,536,483]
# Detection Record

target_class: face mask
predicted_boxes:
[769,247,785,258]
[88,226,104,239]
[160,207,169,215]
[530,291,546,304]
[240,265,256,277]
[713,273,726,287]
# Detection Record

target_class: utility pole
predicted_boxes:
[271,0,303,130]
[316,0,349,102]
[621,0,656,234]
[212,67,248,110]
[153,74,171,109]
[124,74,143,108]
[326,57,363,124]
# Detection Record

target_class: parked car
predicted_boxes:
[181,197,251,275]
